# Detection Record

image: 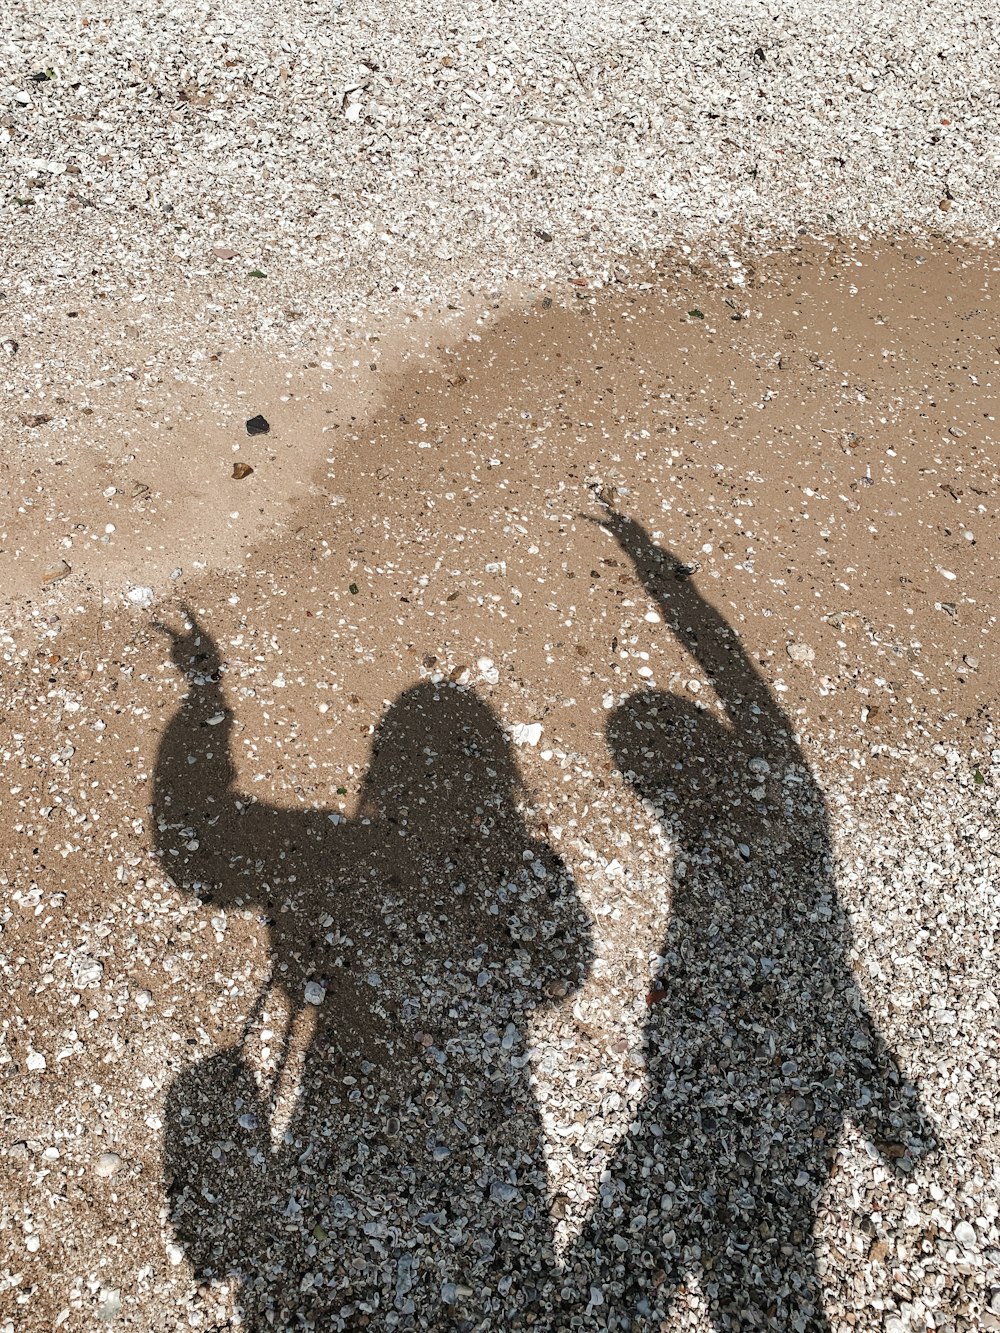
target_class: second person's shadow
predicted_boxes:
[154,618,594,1329]
[561,510,935,1331]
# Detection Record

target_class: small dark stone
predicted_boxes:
[246,414,270,436]
[534,229,554,243]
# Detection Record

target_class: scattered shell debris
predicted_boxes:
[1,20,999,1322]
[124,585,155,609]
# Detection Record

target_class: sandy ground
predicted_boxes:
[1,239,998,1331]
[5,0,1000,367]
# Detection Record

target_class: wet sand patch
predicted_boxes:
[1,238,997,1331]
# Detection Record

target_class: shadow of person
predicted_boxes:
[154,612,593,1329]
[561,511,934,1332]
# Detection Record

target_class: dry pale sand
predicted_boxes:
[1,240,998,1332]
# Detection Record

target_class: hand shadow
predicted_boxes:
[154,615,594,1329]
[560,510,935,1332]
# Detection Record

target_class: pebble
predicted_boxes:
[954,1220,978,1249]
[304,981,327,1005]
[124,585,154,609]
[97,1287,122,1321]
[95,1151,123,1178]
[72,956,104,988]
[41,560,72,584]
[786,641,816,665]
[477,656,500,685]
[511,722,543,746]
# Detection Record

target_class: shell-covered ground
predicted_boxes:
[1,241,998,1331]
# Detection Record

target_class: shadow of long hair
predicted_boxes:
[155,627,593,1329]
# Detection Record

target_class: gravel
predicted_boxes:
[2,7,1000,1327]
[3,1,1000,377]
[1,602,997,1330]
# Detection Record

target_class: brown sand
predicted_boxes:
[5,237,995,734]
[1,237,997,1330]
